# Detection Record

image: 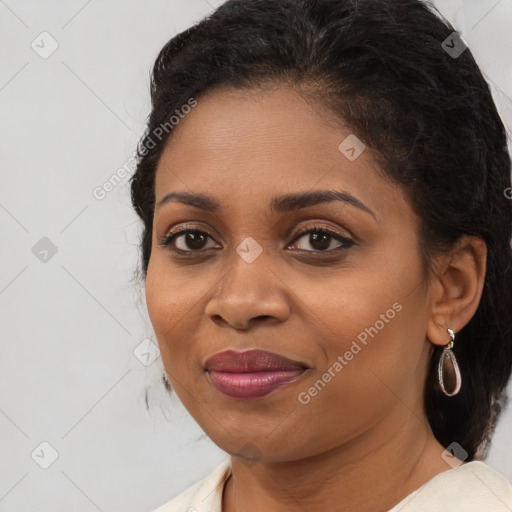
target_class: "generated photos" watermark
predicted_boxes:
[298,301,403,405]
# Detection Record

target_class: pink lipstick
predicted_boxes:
[204,349,308,399]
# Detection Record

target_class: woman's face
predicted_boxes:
[145,85,434,463]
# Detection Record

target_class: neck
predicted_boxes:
[222,409,450,512]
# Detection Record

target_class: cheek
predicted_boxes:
[302,244,429,394]
[306,253,421,347]
[144,258,197,357]
[144,254,220,376]
[290,295,427,457]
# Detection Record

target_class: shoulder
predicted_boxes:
[151,458,232,512]
[390,461,512,512]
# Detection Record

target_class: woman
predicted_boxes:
[130,0,512,510]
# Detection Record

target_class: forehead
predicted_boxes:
[153,86,407,221]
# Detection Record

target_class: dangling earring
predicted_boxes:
[438,328,462,397]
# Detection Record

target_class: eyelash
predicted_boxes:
[157,223,355,256]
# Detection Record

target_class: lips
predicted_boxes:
[204,349,308,372]
[204,349,309,399]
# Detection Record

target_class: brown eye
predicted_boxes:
[176,231,210,251]
[158,229,219,252]
[290,228,354,252]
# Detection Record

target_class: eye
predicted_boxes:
[157,226,219,253]
[288,226,355,252]
[157,224,355,255]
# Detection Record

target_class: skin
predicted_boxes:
[145,84,487,512]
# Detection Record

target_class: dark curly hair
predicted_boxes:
[130,0,512,461]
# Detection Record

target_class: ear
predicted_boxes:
[426,235,487,346]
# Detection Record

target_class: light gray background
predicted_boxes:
[1,1,511,511]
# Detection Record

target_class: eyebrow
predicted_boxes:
[155,190,376,219]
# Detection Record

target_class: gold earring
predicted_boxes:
[438,328,462,397]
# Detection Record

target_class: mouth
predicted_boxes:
[204,349,309,399]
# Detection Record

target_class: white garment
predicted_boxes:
[152,458,512,512]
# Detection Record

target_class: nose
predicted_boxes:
[204,252,291,331]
